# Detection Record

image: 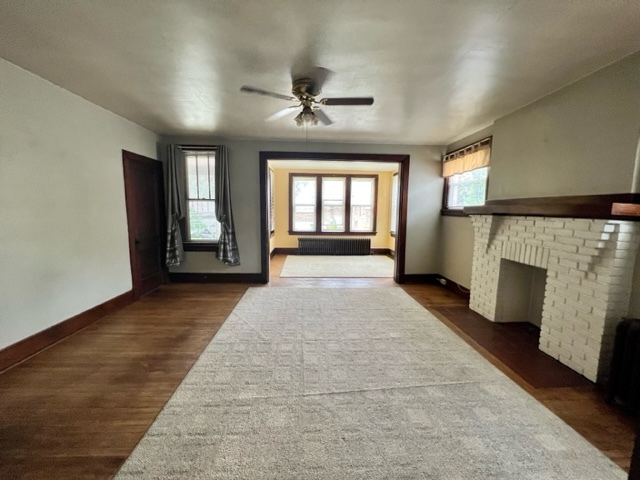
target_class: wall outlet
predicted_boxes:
[437,277,447,286]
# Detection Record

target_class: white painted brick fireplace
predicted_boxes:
[469,215,640,382]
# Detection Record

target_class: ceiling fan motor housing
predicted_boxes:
[292,78,319,104]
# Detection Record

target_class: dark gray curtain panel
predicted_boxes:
[215,145,241,266]
[165,145,186,266]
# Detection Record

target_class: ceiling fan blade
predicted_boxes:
[321,97,374,106]
[265,106,299,122]
[313,108,333,126]
[240,85,296,102]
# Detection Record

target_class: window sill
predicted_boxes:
[183,242,219,252]
[441,209,470,217]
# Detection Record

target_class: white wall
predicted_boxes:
[488,51,640,200]
[162,137,444,275]
[0,59,158,351]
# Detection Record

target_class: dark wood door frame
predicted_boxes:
[259,151,410,283]
[122,150,167,299]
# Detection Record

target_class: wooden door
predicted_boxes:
[122,150,165,299]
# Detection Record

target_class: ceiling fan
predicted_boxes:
[240,69,374,126]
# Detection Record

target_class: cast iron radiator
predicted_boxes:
[606,317,640,413]
[298,237,371,255]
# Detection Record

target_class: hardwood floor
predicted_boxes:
[0,284,249,479]
[403,282,636,471]
[0,254,634,478]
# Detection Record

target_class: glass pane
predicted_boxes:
[447,167,488,208]
[351,178,374,205]
[321,178,345,232]
[351,205,373,232]
[294,205,315,231]
[186,156,198,198]
[208,154,216,200]
[187,200,221,241]
[197,155,211,199]
[322,204,345,232]
[390,175,398,234]
[322,178,345,200]
[293,177,316,205]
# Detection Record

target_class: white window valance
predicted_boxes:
[442,138,491,178]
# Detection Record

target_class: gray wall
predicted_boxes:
[162,137,444,276]
[488,51,640,200]
[439,126,493,288]
[0,58,159,351]
[439,52,640,289]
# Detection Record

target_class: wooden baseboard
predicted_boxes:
[0,290,135,373]
[169,273,265,283]
[436,275,471,301]
[271,248,299,256]
[371,248,394,256]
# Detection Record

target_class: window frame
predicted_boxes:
[268,167,275,237]
[441,137,491,217]
[390,172,399,236]
[290,175,318,233]
[288,173,379,235]
[179,147,220,252]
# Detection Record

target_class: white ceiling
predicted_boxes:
[1,1,640,145]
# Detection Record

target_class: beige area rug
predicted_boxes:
[115,288,625,480]
[279,255,394,277]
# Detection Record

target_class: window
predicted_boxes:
[291,176,317,232]
[446,167,489,208]
[350,177,375,232]
[321,177,346,232]
[184,150,221,245]
[290,174,378,234]
[390,173,399,235]
[442,137,491,214]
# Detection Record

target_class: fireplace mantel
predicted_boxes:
[464,193,640,220]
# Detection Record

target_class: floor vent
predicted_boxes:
[298,238,371,255]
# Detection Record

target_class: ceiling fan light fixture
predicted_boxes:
[295,106,318,127]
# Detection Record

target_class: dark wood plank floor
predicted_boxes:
[0,254,634,479]
[432,306,592,389]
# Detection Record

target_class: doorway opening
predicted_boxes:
[258,152,410,283]
[122,150,166,299]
